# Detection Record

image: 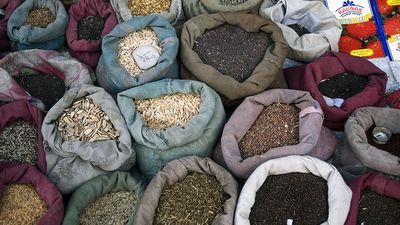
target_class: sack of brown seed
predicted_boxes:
[213,89,337,179]
[7,0,68,50]
[0,0,24,52]
[96,15,179,94]
[42,84,135,194]
[117,79,225,179]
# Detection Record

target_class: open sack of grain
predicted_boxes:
[213,89,336,179]
[0,49,95,112]
[0,0,24,52]
[0,163,64,225]
[117,79,225,180]
[63,171,146,225]
[180,12,288,107]
[42,84,135,194]
[135,156,238,225]
[96,15,179,94]
[7,0,68,50]
[235,155,352,225]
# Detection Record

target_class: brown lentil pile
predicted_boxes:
[118,28,161,76]
[220,0,249,5]
[366,126,400,157]
[134,93,201,129]
[239,103,300,159]
[128,0,172,16]
[25,7,56,28]
[57,97,120,142]
[154,172,229,225]
[0,120,38,165]
[79,191,136,225]
[0,184,47,224]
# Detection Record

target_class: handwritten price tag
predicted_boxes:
[132,45,160,70]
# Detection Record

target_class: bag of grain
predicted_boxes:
[0,0,24,52]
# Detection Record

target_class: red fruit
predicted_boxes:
[376,0,394,14]
[339,35,362,54]
[347,21,377,39]
[366,40,385,58]
[386,90,400,109]
[384,16,400,36]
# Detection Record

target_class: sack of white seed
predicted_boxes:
[42,84,135,194]
[117,79,225,180]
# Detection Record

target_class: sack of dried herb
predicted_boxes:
[135,156,238,225]
[0,0,24,52]
[66,0,117,69]
[42,84,135,194]
[0,163,64,225]
[235,155,352,225]
[7,0,68,50]
[180,12,288,107]
[96,15,179,94]
[117,79,225,179]
[0,49,95,112]
[284,52,387,130]
[63,171,146,225]
[213,89,336,179]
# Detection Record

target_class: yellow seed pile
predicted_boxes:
[25,7,56,28]
[128,0,172,16]
[0,184,47,224]
[118,28,161,76]
[134,93,201,129]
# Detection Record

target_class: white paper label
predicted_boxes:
[132,45,160,70]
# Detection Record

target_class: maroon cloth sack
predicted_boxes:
[66,0,117,68]
[0,100,46,173]
[345,172,400,225]
[0,163,64,225]
[0,0,24,52]
[284,52,387,130]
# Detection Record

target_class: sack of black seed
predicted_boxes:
[180,12,288,107]
[42,84,135,194]
[135,156,238,225]
[0,163,64,225]
[96,15,179,94]
[345,107,400,177]
[7,0,68,50]
[0,100,46,173]
[110,0,183,25]
[235,155,352,225]
[66,0,118,69]
[63,171,146,225]
[0,49,95,112]
[0,0,24,52]
[117,79,225,179]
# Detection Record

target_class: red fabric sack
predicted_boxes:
[345,172,400,225]
[284,52,387,130]
[0,163,64,225]
[0,100,46,173]
[66,0,117,68]
[0,0,24,52]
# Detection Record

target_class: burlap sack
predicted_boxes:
[235,155,352,225]
[0,0,24,52]
[180,12,288,107]
[134,156,238,225]
[345,107,400,177]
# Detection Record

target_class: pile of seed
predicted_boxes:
[57,97,119,142]
[193,24,272,82]
[78,15,106,40]
[134,93,201,129]
[220,0,249,5]
[0,184,47,224]
[79,191,136,225]
[118,28,161,76]
[128,0,171,16]
[0,120,38,165]
[154,172,228,225]
[250,173,328,225]
[366,126,400,157]
[318,72,369,99]
[357,189,400,225]
[25,7,55,28]
[239,103,300,159]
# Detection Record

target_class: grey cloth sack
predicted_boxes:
[42,84,135,194]
[259,0,342,62]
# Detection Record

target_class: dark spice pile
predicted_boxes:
[357,189,400,225]
[15,73,66,109]
[25,7,55,28]
[366,126,400,157]
[0,120,38,165]
[154,172,229,225]
[318,72,369,99]
[239,103,300,158]
[78,15,106,40]
[220,0,249,5]
[193,24,272,82]
[250,173,328,225]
